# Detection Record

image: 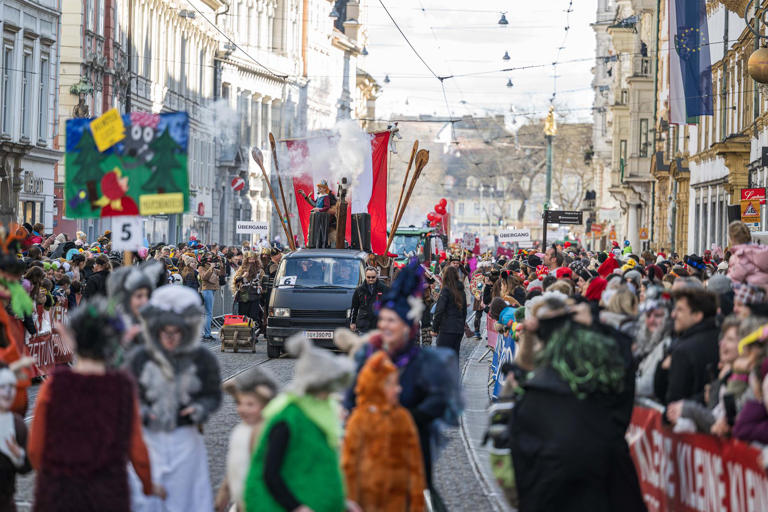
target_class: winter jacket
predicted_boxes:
[733,400,768,444]
[432,284,467,334]
[662,317,719,405]
[83,269,109,299]
[199,263,224,291]
[350,281,388,332]
[342,353,425,512]
[728,243,768,286]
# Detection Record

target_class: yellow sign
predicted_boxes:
[140,193,185,215]
[89,108,126,152]
[609,230,617,241]
[639,227,649,240]
[741,199,761,221]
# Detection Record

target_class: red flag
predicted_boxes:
[287,131,390,254]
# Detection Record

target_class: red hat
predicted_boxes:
[535,265,549,280]
[597,254,619,277]
[612,241,619,248]
[584,277,607,302]
[555,267,572,280]
[564,241,572,249]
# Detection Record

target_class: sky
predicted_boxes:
[361,0,598,124]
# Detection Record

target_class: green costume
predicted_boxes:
[244,393,345,512]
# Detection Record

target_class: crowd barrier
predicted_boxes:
[628,403,768,512]
[24,304,74,377]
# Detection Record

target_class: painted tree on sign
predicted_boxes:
[142,127,183,194]
[71,128,104,210]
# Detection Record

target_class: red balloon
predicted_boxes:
[427,212,436,222]
[434,213,443,222]
[435,205,446,215]
[439,198,447,207]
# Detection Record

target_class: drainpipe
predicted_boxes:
[651,0,661,246]
[722,8,728,142]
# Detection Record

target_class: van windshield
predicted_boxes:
[275,257,363,289]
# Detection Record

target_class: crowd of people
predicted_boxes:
[0,222,465,512]
[7,215,768,511]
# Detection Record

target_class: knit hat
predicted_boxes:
[584,277,607,302]
[707,274,733,295]
[597,252,608,264]
[597,254,619,278]
[380,259,425,326]
[527,254,542,269]
[734,282,765,305]
[222,365,278,402]
[354,351,397,407]
[555,267,572,280]
[621,258,637,272]
[285,334,354,395]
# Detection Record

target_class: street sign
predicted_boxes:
[741,200,761,221]
[498,229,531,243]
[639,227,649,240]
[236,221,269,235]
[112,216,143,252]
[742,187,766,205]
[544,210,583,225]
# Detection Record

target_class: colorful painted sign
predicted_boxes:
[639,227,649,240]
[741,187,766,205]
[65,112,189,218]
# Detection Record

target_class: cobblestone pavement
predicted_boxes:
[15,335,493,511]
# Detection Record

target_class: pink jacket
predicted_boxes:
[728,243,768,286]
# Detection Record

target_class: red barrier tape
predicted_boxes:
[628,406,768,512]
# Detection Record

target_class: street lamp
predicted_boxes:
[384,75,391,84]
[503,51,510,61]
[498,13,509,25]
[506,78,514,88]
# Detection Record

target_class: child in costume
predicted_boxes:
[28,298,164,511]
[244,334,355,512]
[0,362,31,511]
[342,351,426,512]
[127,285,222,512]
[215,366,278,512]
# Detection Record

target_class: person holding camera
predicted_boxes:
[200,252,226,341]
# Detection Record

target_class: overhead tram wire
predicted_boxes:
[552,0,574,103]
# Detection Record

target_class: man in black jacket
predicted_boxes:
[659,288,719,405]
[349,267,388,333]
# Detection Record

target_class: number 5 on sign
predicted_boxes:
[112,216,143,252]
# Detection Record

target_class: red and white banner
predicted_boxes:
[286,131,391,254]
[25,304,74,377]
[628,406,768,512]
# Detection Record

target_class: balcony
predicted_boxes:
[633,57,651,78]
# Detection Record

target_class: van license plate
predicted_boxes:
[305,330,334,340]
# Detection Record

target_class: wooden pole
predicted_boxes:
[251,147,295,250]
[392,141,418,230]
[385,150,430,254]
[269,133,296,249]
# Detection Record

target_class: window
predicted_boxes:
[474,202,480,214]
[639,118,649,157]
[222,83,230,100]
[619,139,627,162]
[97,0,105,36]
[620,89,628,105]
[38,55,49,140]
[198,50,204,97]
[179,36,187,94]
[86,0,94,31]
[671,125,678,155]
[2,44,12,134]
[21,50,32,138]
[458,202,464,216]
[143,20,152,77]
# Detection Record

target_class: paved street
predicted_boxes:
[14,335,499,511]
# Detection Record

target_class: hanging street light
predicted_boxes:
[506,78,513,88]
[498,12,508,25]
[362,46,369,56]
[503,51,510,61]
[384,75,391,84]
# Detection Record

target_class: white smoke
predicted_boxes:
[277,119,373,213]
[200,99,240,146]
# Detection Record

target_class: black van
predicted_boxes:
[265,248,367,358]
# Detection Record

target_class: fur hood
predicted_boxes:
[355,351,396,409]
[139,285,204,379]
[107,262,164,317]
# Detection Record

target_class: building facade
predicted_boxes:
[0,0,62,231]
